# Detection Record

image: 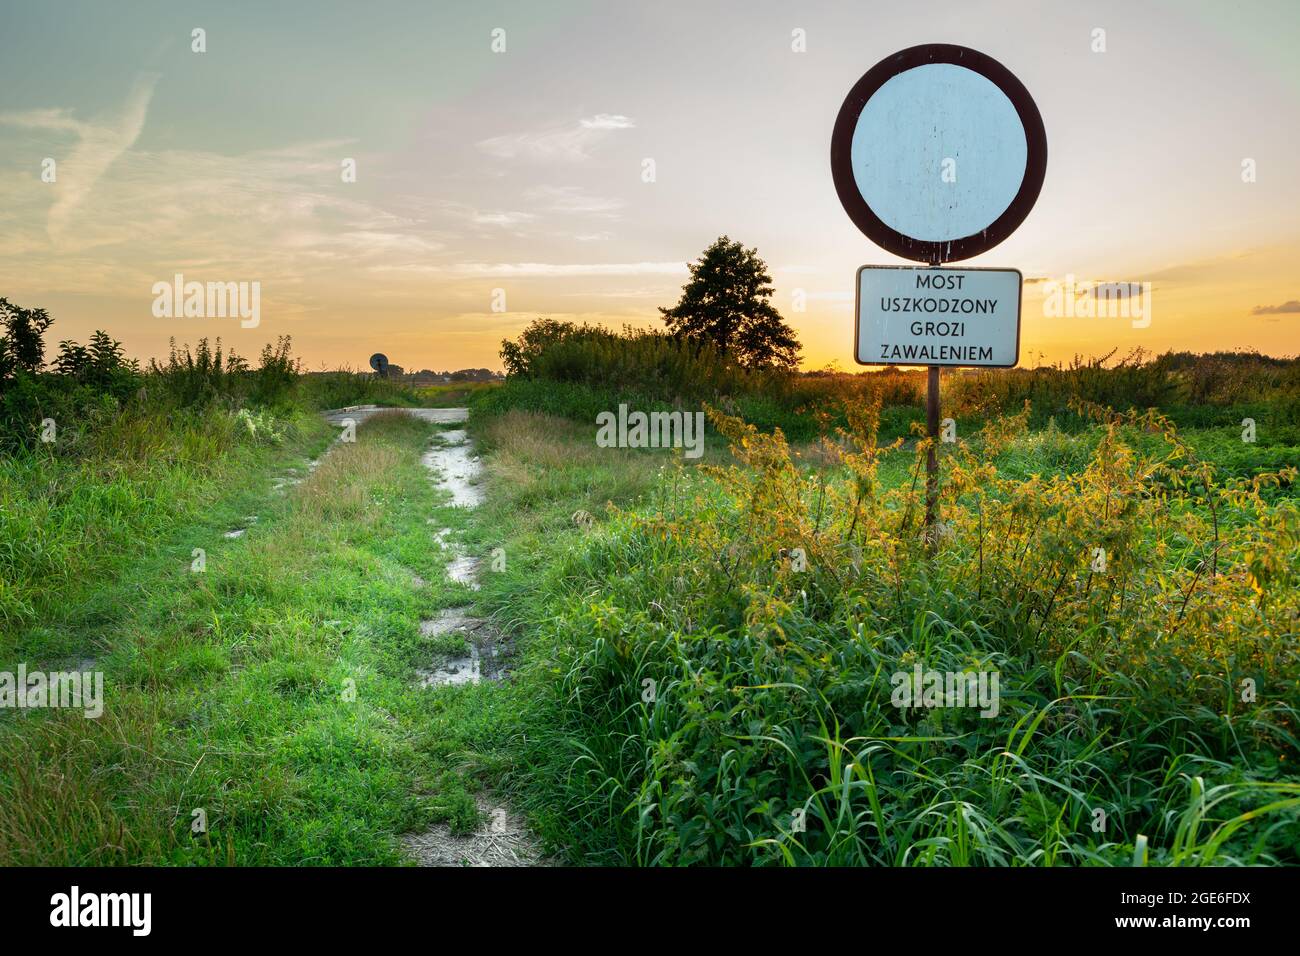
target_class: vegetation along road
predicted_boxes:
[2,280,1297,867]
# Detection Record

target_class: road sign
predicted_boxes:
[831,44,1046,543]
[855,265,1022,368]
[831,44,1046,263]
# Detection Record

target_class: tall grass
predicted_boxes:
[475,401,1300,865]
[496,319,1300,442]
[0,338,424,631]
[300,370,424,410]
[0,414,488,865]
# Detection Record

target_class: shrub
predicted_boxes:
[499,320,1300,443]
[146,337,249,408]
[514,397,1300,865]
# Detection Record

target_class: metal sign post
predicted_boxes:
[830,43,1047,544]
[925,247,941,542]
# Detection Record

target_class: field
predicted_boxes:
[466,377,1300,865]
[1,329,1297,866]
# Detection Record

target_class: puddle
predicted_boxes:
[223,516,258,539]
[445,554,481,589]
[403,794,549,867]
[418,650,481,688]
[317,406,481,506]
[415,610,513,688]
[414,418,501,686]
[321,405,469,427]
[272,470,302,492]
[396,408,541,862]
[421,443,484,508]
[420,607,479,638]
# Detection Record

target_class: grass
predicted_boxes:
[0,411,515,865]
[299,370,426,410]
[453,409,663,853]
[492,321,1300,442]
[463,402,1300,866]
[416,381,501,407]
[474,375,1300,483]
[3,356,1297,868]
[0,406,326,633]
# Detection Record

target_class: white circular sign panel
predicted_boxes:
[849,63,1028,244]
[831,45,1047,263]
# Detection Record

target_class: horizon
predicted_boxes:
[2,0,1298,372]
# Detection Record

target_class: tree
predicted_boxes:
[500,318,588,377]
[0,297,54,380]
[659,236,801,370]
[53,330,138,395]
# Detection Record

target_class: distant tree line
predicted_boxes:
[412,368,502,382]
[349,365,503,382]
[0,295,313,450]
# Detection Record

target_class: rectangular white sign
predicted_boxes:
[854,265,1022,368]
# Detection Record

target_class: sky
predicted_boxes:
[0,0,1297,373]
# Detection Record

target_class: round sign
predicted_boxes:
[369,352,388,373]
[831,44,1046,263]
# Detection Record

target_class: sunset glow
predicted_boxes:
[2,0,1296,371]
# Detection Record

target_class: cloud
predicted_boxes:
[0,131,454,300]
[293,230,444,258]
[1088,282,1148,299]
[450,261,688,278]
[472,211,535,227]
[0,73,160,242]
[1251,300,1300,315]
[477,114,634,162]
[525,185,623,217]
[579,113,634,131]
[1024,277,1152,299]
[0,107,85,133]
[561,287,670,298]
[364,260,687,280]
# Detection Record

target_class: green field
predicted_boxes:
[464,398,1299,865]
[1,324,1297,866]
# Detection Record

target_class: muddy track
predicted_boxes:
[320,406,546,866]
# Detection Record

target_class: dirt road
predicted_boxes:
[322,405,544,866]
